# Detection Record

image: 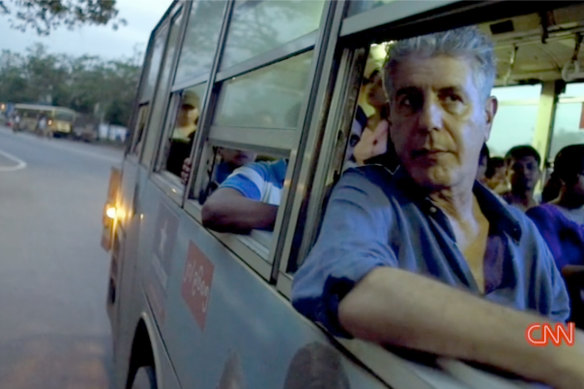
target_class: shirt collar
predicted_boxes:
[391,167,522,242]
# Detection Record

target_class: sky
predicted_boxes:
[0,0,173,62]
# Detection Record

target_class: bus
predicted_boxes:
[102,1,584,388]
[13,103,77,137]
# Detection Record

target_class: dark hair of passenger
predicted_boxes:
[485,156,504,179]
[479,143,490,162]
[542,144,584,203]
[505,145,541,166]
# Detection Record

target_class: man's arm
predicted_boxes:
[201,188,278,234]
[339,267,584,389]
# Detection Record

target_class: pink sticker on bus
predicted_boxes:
[182,242,214,331]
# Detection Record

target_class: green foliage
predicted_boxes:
[0,0,126,35]
[0,43,141,126]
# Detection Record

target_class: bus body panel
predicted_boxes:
[128,171,391,389]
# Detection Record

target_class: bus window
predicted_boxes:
[345,0,394,17]
[174,0,225,87]
[156,85,204,178]
[140,23,168,103]
[214,52,312,130]
[487,84,542,156]
[196,144,288,260]
[141,9,183,167]
[549,82,584,160]
[129,104,150,156]
[197,145,284,206]
[220,0,324,71]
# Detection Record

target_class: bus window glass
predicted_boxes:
[174,1,225,86]
[141,13,183,166]
[346,0,394,17]
[214,52,313,129]
[130,104,150,156]
[549,82,584,160]
[140,26,169,102]
[158,84,205,177]
[487,84,541,156]
[220,0,324,70]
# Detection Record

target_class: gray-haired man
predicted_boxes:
[293,27,584,388]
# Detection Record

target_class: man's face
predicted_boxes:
[507,156,540,192]
[219,148,257,167]
[388,55,496,190]
[366,73,387,109]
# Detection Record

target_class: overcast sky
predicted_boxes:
[0,0,172,62]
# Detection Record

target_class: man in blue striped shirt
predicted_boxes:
[202,159,287,234]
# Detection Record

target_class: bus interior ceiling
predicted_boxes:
[363,3,584,87]
[481,3,584,86]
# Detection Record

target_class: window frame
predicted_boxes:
[172,0,229,92]
[178,0,338,282]
[142,2,190,192]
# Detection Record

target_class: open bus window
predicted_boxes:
[342,44,399,174]
[196,144,288,236]
[130,104,150,156]
[157,85,204,178]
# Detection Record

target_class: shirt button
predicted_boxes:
[429,206,437,214]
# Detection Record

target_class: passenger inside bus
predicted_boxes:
[527,144,584,269]
[347,66,399,171]
[527,144,584,328]
[201,158,287,234]
[484,156,508,193]
[292,26,584,388]
[193,147,258,201]
[501,145,541,211]
[165,90,200,176]
[476,143,489,182]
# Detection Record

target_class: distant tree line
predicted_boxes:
[0,43,141,126]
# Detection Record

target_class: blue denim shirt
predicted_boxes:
[292,166,570,336]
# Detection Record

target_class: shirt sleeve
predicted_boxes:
[219,165,264,201]
[291,167,399,336]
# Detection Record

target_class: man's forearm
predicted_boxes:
[202,190,278,233]
[338,267,584,388]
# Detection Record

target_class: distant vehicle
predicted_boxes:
[72,113,99,142]
[14,104,77,137]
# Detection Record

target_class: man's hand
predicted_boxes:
[353,120,388,165]
[181,157,192,185]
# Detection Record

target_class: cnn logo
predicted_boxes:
[525,322,575,347]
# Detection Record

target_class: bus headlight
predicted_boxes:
[106,206,117,220]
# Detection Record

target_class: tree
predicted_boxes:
[0,43,141,127]
[0,0,126,35]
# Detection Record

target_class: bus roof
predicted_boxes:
[14,103,77,114]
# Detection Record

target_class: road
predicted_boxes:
[0,126,123,389]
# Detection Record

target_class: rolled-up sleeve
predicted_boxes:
[291,168,398,336]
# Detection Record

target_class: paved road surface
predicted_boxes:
[0,126,123,388]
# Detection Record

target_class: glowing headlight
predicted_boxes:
[106,206,117,220]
